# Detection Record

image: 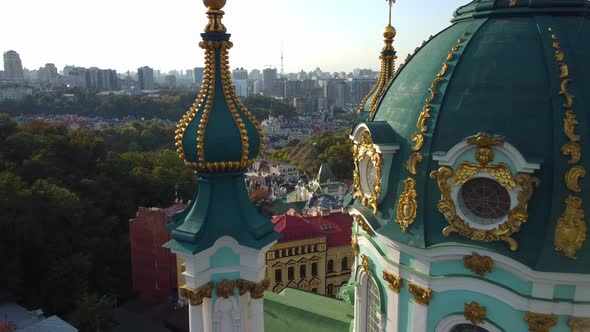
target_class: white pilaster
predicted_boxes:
[189,304,204,332]
[202,297,212,332]
[240,294,251,332]
[386,290,399,332]
[250,298,264,332]
[412,301,428,332]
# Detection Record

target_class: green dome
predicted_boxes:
[353,0,590,273]
[175,15,263,174]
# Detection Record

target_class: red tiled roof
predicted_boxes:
[271,212,352,247]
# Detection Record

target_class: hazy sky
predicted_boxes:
[1,0,468,74]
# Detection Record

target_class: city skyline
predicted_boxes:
[1,0,466,73]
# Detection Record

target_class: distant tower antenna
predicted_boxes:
[280,42,284,76]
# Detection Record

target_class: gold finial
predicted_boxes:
[203,0,227,32]
[203,0,226,10]
[383,0,396,52]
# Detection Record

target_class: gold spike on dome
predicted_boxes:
[358,0,398,118]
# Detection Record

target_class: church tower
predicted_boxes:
[165,1,280,331]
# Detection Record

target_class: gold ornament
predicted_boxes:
[216,279,235,298]
[509,0,517,7]
[431,166,539,251]
[525,312,557,332]
[565,166,586,193]
[396,178,418,231]
[352,131,384,214]
[354,215,374,236]
[563,111,581,143]
[383,271,403,293]
[408,283,432,305]
[568,317,590,332]
[562,142,581,165]
[463,252,493,276]
[203,0,226,10]
[236,278,270,299]
[554,196,587,259]
[361,254,371,274]
[407,152,423,175]
[179,282,214,306]
[464,302,487,325]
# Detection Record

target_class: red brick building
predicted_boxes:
[129,203,186,303]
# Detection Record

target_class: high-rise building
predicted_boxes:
[232,67,248,80]
[38,63,59,84]
[138,66,154,90]
[262,68,277,96]
[193,67,205,86]
[165,75,177,88]
[232,67,248,97]
[249,69,262,81]
[3,50,24,82]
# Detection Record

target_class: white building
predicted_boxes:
[3,50,24,82]
[0,84,32,102]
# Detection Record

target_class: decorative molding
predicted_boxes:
[464,301,487,325]
[554,196,587,259]
[463,252,494,276]
[408,283,432,305]
[179,282,214,306]
[352,131,384,214]
[568,317,590,332]
[353,214,374,236]
[549,27,587,259]
[361,254,371,274]
[525,312,557,332]
[358,235,590,317]
[430,133,540,251]
[383,271,403,293]
[435,315,503,332]
[396,177,418,232]
[236,278,269,299]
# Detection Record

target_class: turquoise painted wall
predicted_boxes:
[430,261,533,296]
[210,246,240,268]
[399,252,415,269]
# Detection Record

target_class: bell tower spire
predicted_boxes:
[165,1,280,331]
[357,0,398,120]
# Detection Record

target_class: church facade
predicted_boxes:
[348,0,590,331]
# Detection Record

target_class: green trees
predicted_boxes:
[0,115,196,329]
[269,130,353,180]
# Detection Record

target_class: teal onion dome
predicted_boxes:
[175,3,264,174]
[351,0,590,273]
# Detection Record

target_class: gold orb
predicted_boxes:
[384,25,396,39]
[203,0,226,10]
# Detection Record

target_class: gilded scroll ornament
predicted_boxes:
[560,79,575,110]
[562,142,582,164]
[407,152,423,175]
[463,252,493,276]
[417,105,431,132]
[431,166,538,251]
[361,254,371,274]
[383,271,403,293]
[452,162,516,190]
[564,111,581,143]
[352,131,384,214]
[216,279,235,298]
[525,312,557,332]
[411,132,425,151]
[568,317,590,332]
[396,178,418,231]
[236,278,270,299]
[554,195,587,259]
[565,166,586,193]
[354,215,374,236]
[464,302,487,325]
[408,283,432,305]
[509,0,517,7]
[179,282,214,306]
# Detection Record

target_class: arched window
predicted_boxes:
[327,259,334,273]
[341,257,348,271]
[365,275,381,332]
[450,324,490,332]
